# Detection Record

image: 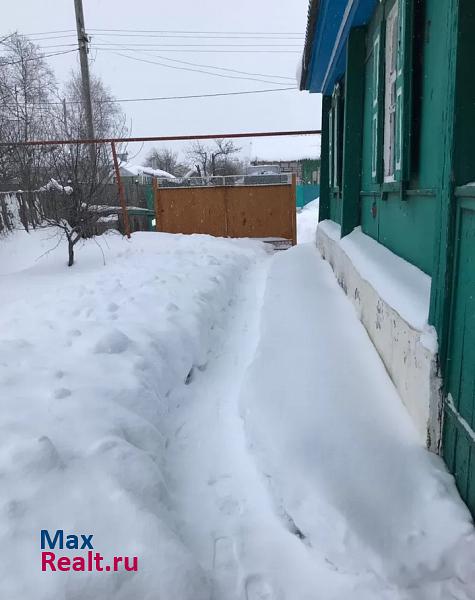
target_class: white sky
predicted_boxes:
[2,0,321,163]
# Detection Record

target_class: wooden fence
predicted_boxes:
[153,175,297,245]
[0,182,153,236]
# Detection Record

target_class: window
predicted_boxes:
[384,2,399,181]
[371,27,383,183]
[371,0,414,186]
[329,83,344,190]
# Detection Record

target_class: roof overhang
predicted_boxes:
[300,0,378,95]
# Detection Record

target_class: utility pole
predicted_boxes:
[74,0,95,166]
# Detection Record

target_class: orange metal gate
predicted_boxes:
[153,175,297,245]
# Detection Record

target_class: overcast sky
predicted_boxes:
[2,0,321,163]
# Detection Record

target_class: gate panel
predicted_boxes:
[443,193,475,515]
[154,176,296,244]
[155,186,226,237]
[225,184,294,241]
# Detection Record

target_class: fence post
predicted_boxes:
[291,173,297,245]
[111,141,131,239]
[153,176,160,232]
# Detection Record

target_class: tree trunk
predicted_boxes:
[68,239,74,267]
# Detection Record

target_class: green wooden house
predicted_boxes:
[300,0,475,516]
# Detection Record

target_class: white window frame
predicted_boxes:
[371,33,380,180]
[331,83,342,190]
[383,2,399,182]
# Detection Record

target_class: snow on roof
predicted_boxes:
[119,162,176,179]
[249,136,320,163]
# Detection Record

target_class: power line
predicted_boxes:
[89,33,304,40]
[109,88,297,103]
[116,52,295,81]
[86,48,301,54]
[28,34,79,42]
[107,51,294,86]
[31,43,80,49]
[88,28,304,35]
[91,42,303,48]
[21,29,76,36]
[28,32,303,42]
[0,48,78,66]
[1,87,295,107]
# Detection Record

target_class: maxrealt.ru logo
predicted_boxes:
[41,530,138,572]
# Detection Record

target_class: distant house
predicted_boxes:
[300,0,475,516]
[250,159,320,185]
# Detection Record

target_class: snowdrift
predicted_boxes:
[0,228,265,600]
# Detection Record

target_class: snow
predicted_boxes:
[38,178,73,195]
[120,162,176,179]
[319,220,432,332]
[97,214,119,223]
[296,197,319,244]
[0,192,22,232]
[0,223,474,599]
[319,217,341,241]
[296,57,303,88]
[241,243,475,599]
[249,135,320,162]
[0,228,266,600]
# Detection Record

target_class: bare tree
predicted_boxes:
[35,72,128,266]
[0,34,59,229]
[0,35,57,181]
[186,139,242,177]
[145,147,187,176]
[0,34,129,266]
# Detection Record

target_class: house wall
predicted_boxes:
[321,0,455,276]
[358,0,453,276]
[314,0,475,515]
[317,0,458,451]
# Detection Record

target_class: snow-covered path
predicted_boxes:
[163,257,325,599]
[164,236,475,599]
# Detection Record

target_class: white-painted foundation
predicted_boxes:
[316,223,442,451]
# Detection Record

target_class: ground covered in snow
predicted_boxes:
[0,218,474,599]
[296,198,319,244]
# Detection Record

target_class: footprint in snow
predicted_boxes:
[107,302,120,320]
[94,330,130,355]
[212,537,239,600]
[212,477,243,517]
[244,575,278,600]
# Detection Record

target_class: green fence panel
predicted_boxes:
[296,184,320,208]
[144,184,155,231]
